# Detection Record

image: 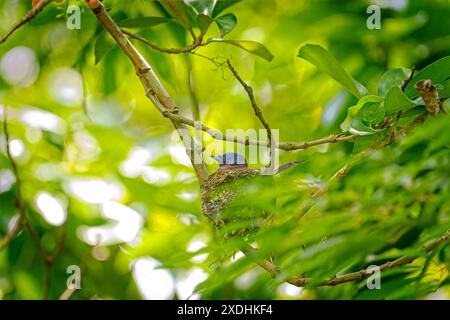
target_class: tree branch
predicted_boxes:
[248,228,449,288]
[292,228,450,287]
[161,109,362,151]
[0,107,66,299]
[227,59,274,166]
[122,29,203,54]
[280,133,359,151]
[0,0,53,44]
[244,111,433,286]
[292,111,429,223]
[58,246,93,300]
[87,0,208,185]
[400,66,416,92]
[0,107,26,252]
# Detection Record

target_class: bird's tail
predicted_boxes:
[272,160,304,175]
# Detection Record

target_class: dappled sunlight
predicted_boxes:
[78,201,143,246]
[119,147,155,178]
[141,166,170,184]
[0,0,448,301]
[277,283,303,298]
[177,191,199,202]
[235,268,262,290]
[168,143,192,167]
[0,169,15,193]
[35,192,67,226]
[177,213,200,226]
[102,201,143,243]
[0,46,39,87]
[33,163,64,181]
[48,68,83,106]
[77,225,118,246]
[120,147,172,184]
[132,257,175,300]
[87,97,132,126]
[371,0,409,11]
[187,239,208,263]
[9,139,25,158]
[176,267,208,300]
[66,178,124,204]
[20,107,66,135]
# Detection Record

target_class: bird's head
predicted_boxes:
[211,153,247,168]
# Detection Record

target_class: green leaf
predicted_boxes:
[349,118,377,135]
[117,17,171,29]
[404,56,450,98]
[378,68,410,97]
[341,95,383,132]
[207,38,274,61]
[212,0,242,18]
[298,44,368,98]
[357,101,385,124]
[159,0,194,30]
[103,50,117,95]
[197,14,214,34]
[184,3,200,29]
[94,31,115,65]
[400,105,425,118]
[384,86,417,114]
[215,13,237,37]
[437,78,450,98]
[348,101,384,135]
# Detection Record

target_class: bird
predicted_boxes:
[201,152,302,240]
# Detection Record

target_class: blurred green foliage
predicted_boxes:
[0,0,449,300]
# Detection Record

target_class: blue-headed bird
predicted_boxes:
[201,152,301,240]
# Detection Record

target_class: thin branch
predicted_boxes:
[24,220,52,264]
[157,97,363,151]
[48,222,67,263]
[400,66,416,92]
[0,0,53,44]
[0,107,26,252]
[42,223,66,300]
[248,229,450,288]
[121,16,364,155]
[186,57,201,121]
[23,217,68,299]
[122,29,203,54]
[280,133,359,151]
[0,107,62,299]
[188,52,228,70]
[87,0,208,185]
[246,111,434,287]
[43,263,52,299]
[227,59,273,167]
[294,112,429,222]
[0,215,25,251]
[296,228,450,287]
[58,245,94,300]
[123,29,228,69]
[292,131,395,222]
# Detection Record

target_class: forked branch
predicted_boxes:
[86,0,209,185]
[0,0,53,44]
